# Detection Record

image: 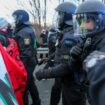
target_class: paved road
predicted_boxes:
[36,79,62,105]
[29,78,62,105]
[36,79,90,105]
[29,64,62,105]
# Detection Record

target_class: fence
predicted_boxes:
[37,47,49,60]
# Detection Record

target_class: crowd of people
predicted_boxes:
[1,0,105,105]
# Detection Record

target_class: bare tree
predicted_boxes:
[102,0,105,3]
[43,0,47,28]
[77,0,85,4]
[58,0,64,4]
[17,0,50,29]
[35,0,41,26]
[17,0,42,27]
[82,0,85,2]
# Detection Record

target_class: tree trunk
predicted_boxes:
[44,0,47,28]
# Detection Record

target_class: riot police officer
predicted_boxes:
[47,26,56,55]
[47,26,61,105]
[70,1,105,105]
[35,2,86,105]
[12,10,40,105]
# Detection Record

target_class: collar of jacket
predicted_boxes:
[90,29,105,50]
[92,29,105,42]
[14,24,30,34]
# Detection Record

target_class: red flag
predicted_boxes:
[0,44,27,105]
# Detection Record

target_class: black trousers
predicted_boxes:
[23,62,41,105]
[23,76,41,105]
[62,83,86,105]
[50,78,62,105]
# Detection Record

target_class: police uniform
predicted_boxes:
[47,29,56,55]
[36,27,86,105]
[47,28,61,105]
[14,24,40,105]
[83,31,105,105]
[69,1,105,105]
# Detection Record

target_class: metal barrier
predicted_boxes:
[37,47,49,60]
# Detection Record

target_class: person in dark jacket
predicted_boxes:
[47,26,56,55]
[69,1,105,105]
[40,29,48,47]
[47,26,61,105]
[35,2,86,105]
[12,9,40,105]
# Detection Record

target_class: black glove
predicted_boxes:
[70,45,82,59]
[35,69,44,81]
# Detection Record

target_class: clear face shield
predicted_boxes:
[9,15,17,29]
[13,14,17,23]
[12,14,23,25]
[52,11,64,29]
[73,13,96,38]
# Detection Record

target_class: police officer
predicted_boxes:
[12,10,40,105]
[47,26,56,55]
[69,1,105,105]
[47,26,61,105]
[40,29,48,47]
[43,26,56,69]
[35,2,86,105]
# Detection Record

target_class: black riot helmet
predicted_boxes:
[12,9,30,26]
[73,0,105,38]
[54,2,77,30]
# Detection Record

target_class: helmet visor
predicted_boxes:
[73,13,96,38]
[52,11,64,29]
[12,14,18,23]
[12,14,23,25]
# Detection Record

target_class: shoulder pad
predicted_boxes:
[83,51,105,70]
[23,35,31,45]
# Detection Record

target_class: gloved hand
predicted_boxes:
[35,69,44,81]
[70,45,82,59]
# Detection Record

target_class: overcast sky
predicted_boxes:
[0,0,78,24]
[0,0,102,25]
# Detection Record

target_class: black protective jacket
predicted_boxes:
[36,27,79,79]
[14,24,37,75]
[83,30,105,105]
[36,27,87,105]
